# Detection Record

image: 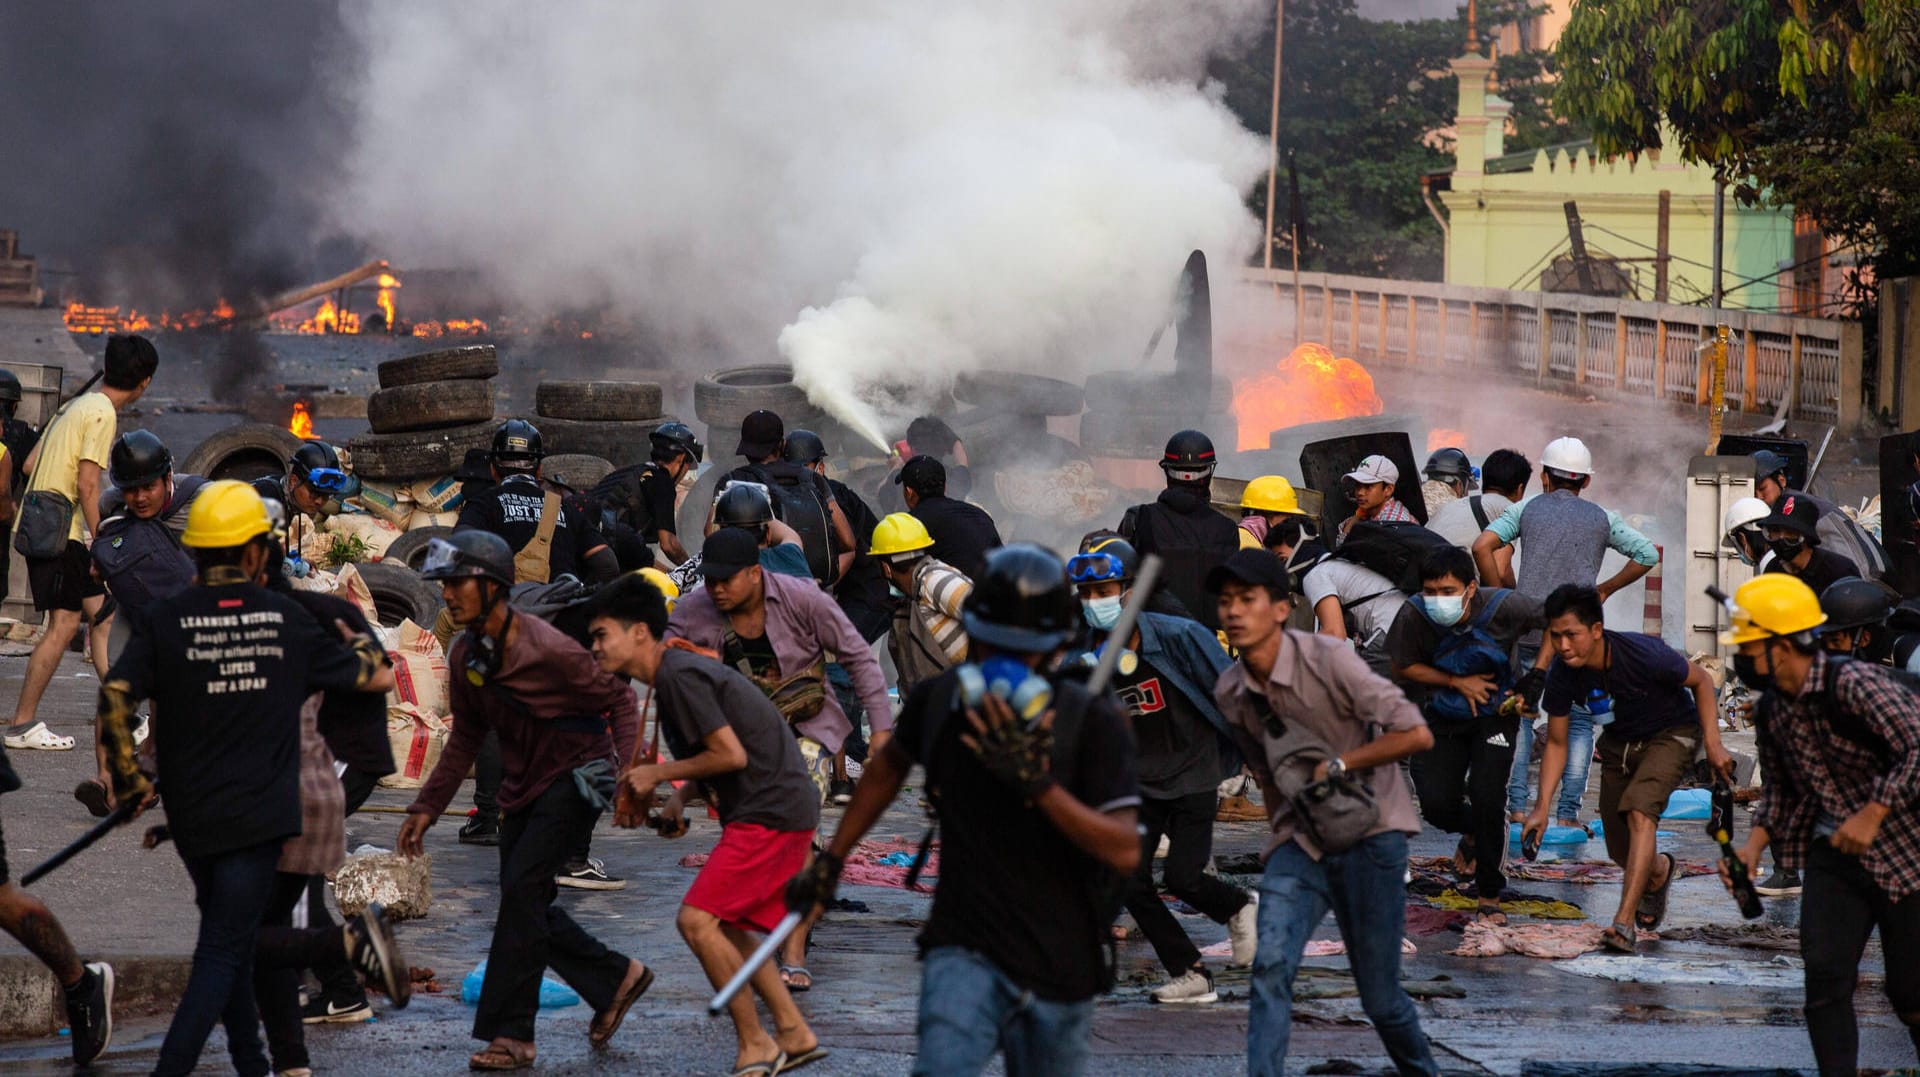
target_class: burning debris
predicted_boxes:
[288,400,316,439]
[1230,342,1384,451]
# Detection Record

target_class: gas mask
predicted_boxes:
[1769,535,1805,561]
[956,655,1052,721]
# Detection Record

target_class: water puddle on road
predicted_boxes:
[1556,952,1806,989]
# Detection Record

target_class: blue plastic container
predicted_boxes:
[462,961,581,1008]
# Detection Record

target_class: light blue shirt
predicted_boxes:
[1485,495,1660,566]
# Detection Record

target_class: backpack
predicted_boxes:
[1799,656,1920,768]
[747,463,837,586]
[589,462,660,536]
[1333,520,1453,594]
[1422,590,1516,722]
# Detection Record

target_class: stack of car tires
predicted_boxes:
[533,380,677,470]
[1076,371,1238,460]
[349,346,502,480]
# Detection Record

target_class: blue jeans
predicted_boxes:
[914,946,1094,1077]
[1507,706,1595,820]
[156,840,283,1077]
[1249,833,1438,1077]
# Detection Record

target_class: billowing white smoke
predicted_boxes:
[330,1,1270,447]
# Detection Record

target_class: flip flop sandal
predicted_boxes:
[729,1051,786,1077]
[1635,852,1676,931]
[5,722,74,751]
[1600,921,1637,953]
[469,1041,536,1071]
[779,1045,830,1072]
[1474,901,1508,926]
[589,963,654,1046]
[778,965,812,992]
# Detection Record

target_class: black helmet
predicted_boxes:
[109,429,173,488]
[783,429,828,466]
[714,481,775,528]
[649,421,703,464]
[0,369,21,404]
[962,543,1078,652]
[1424,447,1475,487]
[1160,429,1217,481]
[1819,577,1898,633]
[1077,532,1139,579]
[288,440,359,497]
[491,419,544,469]
[420,530,515,587]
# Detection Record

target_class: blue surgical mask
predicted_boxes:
[1083,595,1123,631]
[888,583,907,600]
[1424,594,1466,627]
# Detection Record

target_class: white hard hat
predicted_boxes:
[1540,437,1594,476]
[1721,496,1771,535]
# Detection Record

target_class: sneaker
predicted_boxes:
[346,902,412,1009]
[458,811,500,846]
[1150,967,1217,1005]
[829,778,855,806]
[1227,893,1259,968]
[65,961,113,1065]
[557,857,627,891]
[1755,867,1802,897]
[844,758,864,781]
[301,993,373,1024]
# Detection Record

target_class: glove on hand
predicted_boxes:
[965,708,1055,800]
[785,849,844,914]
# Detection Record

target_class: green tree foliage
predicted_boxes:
[1555,0,1920,282]
[1211,0,1571,280]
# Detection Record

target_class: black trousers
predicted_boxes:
[1800,841,1920,1076]
[476,736,593,865]
[254,872,350,1072]
[1122,789,1250,975]
[1408,712,1518,900]
[474,779,630,1043]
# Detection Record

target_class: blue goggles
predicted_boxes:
[1066,551,1127,584]
[301,467,354,495]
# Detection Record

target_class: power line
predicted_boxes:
[1504,236,1570,291]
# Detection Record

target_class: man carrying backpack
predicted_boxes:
[786,544,1141,1076]
[723,410,856,586]
[1335,455,1414,545]
[1720,574,1920,1076]
[1387,547,1548,918]
[1752,449,1889,583]
[590,421,702,567]
[1301,518,1450,676]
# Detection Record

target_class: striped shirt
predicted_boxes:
[1336,497,1415,543]
[912,557,972,665]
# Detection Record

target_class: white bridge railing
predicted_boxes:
[1243,268,1865,430]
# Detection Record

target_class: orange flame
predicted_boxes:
[1427,428,1469,454]
[297,297,360,335]
[288,401,315,439]
[1231,342,1384,450]
[374,272,399,332]
[411,318,490,339]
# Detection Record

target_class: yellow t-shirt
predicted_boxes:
[28,392,116,541]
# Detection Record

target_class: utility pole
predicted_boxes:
[1655,189,1671,303]
[1263,0,1284,273]
[1711,178,1726,309]
[1563,200,1598,294]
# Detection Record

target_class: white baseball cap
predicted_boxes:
[1344,454,1399,485]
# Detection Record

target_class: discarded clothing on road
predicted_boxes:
[1448,921,1652,959]
[1427,888,1586,920]
[1656,923,1799,952]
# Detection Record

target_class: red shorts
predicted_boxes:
[682,822,816,934]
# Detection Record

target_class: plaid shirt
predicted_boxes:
[1753,654,1920,900]
[1337,498,1415,543]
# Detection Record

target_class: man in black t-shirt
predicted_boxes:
[788,545,1140,1077]
[456,420,618,585]
[586,574,826,1076]
[900,455,1002,581]
[1760,494,1859,600]
[98,481,394,1077]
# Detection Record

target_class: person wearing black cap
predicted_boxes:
[1752,449,1888,580]
[900,454,1001,581]
[786,543,1140,1076]
[721,411,855,585]
[1207,548,1439,1077]
[1763,494,1860,599]
[1118,430,1240,631]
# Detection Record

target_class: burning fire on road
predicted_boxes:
[288,401,315,439]
[1231,342,1384,451]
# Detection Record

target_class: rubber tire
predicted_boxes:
[376,346,499,389]
[366,380,495,435]
[535,381,663,422]
[692,365,819,428]
[347,422,497,481]
[675,465,727,549]
[180,422,302,484]
[953,372,1084,416]
[538,415,680,469]
[1083,372,1232,415]
[541,453,615,492]
[354,560,445,628]
[381,527,454,573]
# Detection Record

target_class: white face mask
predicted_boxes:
[1082,595,1123,631]
[1424,594,1466,627]
[888,583,907,600]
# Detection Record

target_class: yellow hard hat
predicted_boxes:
[1720,574,1827,645]
[182,479,273,549]
[1241,475,1304,516]
[870,512,934,559]
[636,566,680,609]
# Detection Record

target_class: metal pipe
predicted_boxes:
[708,910,803,1015]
